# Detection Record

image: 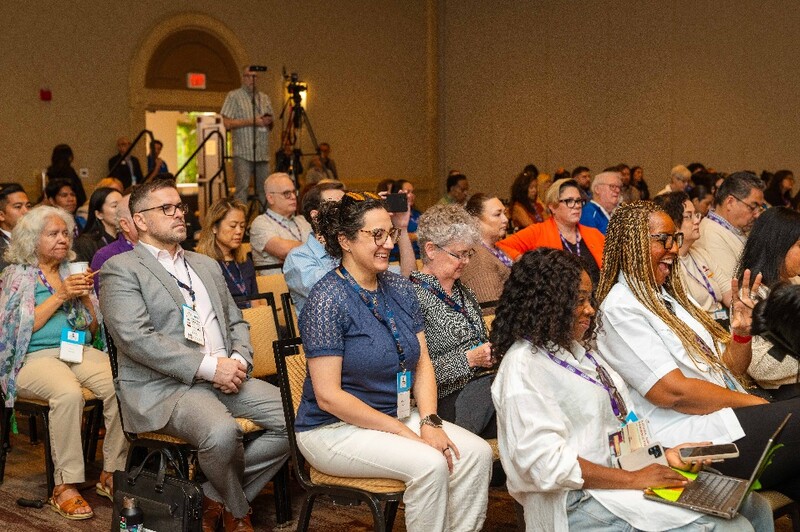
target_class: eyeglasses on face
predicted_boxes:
[732,195,765,214]
[137,203,189,217]
[359,227,402,246]
[682,212,702,221]
[268,189,297,200]
[558,198,587,209]
[603,183,622,192]
[434,243,476,261]
[650,232,684,249]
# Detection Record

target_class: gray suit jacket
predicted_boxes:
[100,243,253,433]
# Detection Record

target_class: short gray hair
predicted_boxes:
[5,205,76,266]
[417,204,481,264]
[671,165,691,182]
[591,171,621,194]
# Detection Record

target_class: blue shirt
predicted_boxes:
[283,235,338,315]
[295,270,425,431]
[579,201,610,235]
[28,280,91,352]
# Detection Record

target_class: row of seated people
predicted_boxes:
[0,171,799,529]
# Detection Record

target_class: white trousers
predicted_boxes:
[297,410,493,532]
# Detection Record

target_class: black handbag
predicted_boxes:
[111,449,204,532]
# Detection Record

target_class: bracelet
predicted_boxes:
[732,334,752,344]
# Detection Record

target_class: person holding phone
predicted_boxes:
[221,66,274,206]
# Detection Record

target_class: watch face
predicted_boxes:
[429,414,443,426]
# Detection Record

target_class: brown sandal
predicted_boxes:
[96,471,113,501]
[49,486,94,520]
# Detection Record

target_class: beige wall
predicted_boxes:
[439,0,800,198]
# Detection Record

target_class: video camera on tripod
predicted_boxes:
[283,68,308,107]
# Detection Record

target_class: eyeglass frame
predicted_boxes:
[359,227,402,246]
[558,197,587,209]
[267,189,298,200]
[136,202,189,217]
[650,232,684,249]
[731,195,765,214]
[682,212,702,221]
[434,242,476,261]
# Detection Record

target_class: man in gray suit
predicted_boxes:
[100,179,288,532]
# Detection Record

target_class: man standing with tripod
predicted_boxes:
[222,66,274,208]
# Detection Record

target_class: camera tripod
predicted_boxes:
[278,71,320,189]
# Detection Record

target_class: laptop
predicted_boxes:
[644,413,791,519]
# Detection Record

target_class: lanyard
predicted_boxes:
[544,348,628,422]
[559,229,582,258]
[167,256,197,310]
[483,243,513,268]
[264,211,301,240]
[685,255,718,302]
[37,269,89,330]
[339,266,406,371]
[707,210,744,241]
[221,260,247,296]
[409,275,483,343]
[531,205,543,224]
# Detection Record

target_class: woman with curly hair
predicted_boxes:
[596,200,800,498]
[509,169,548,230]
[490,248,770,531]
[296,192,492,531]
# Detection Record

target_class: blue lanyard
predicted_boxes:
[409,275,484,343]
[686,255,718,302]
[558,229,582,258]
[222,260,247,296]
[167,256,196,310]
[483,243,513,268]
[339,266,406,371]
[37,269,89,330]
[264,211,301,240]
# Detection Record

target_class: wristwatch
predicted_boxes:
[419,414,443,429]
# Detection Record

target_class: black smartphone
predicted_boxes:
[385,193,408,213]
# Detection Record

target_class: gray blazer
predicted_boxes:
[100,243,253,433]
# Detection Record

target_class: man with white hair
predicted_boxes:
[657,165,692,196]
[579,171,622,235]
[91,192,138,293]
[249,173,312,268]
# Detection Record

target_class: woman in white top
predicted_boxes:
[490,248,771,531]
[596,200,800,499]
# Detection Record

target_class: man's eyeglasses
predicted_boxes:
[732,196,765,214]
[650,232,684,249]
[603,183,622,192]
[360,227,402,246]
[137,203,189,217]
[559,198,587,209]
[682,212,702,221]
[268,189,297,200]
[434,243,476,261]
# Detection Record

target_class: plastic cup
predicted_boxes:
[67,262,90,295]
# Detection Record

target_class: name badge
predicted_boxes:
[712,308,729,321]
[396,370,412,419]
[182,304,205,345]
[59,328,86,363]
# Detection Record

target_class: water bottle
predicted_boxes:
[120,496,144,531]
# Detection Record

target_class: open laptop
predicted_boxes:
[644,413,792,519]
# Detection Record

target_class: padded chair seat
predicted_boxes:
[309,467,405,493]
[136,418,263,443]
[486,438,500,461]
[18,387,98,406]
[761,489,795,511]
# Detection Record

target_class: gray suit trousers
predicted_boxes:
[159,377,289,518]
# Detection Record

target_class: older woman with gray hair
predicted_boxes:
[0,206,126,521]
[410,204,495,438]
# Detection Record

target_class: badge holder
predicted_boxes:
[59,328,86,363]
[397,371,412,419]
[182,304,205,346]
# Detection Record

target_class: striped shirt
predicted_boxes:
[221,86,274,161]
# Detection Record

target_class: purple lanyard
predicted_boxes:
[483,243,513,268]
[222,260,247,296]
[558,229,582,258]
[339,266,407,371]
[409,275,484,342]
[544,349,627,422]
[686,255,718,301]
[264,211,301,240]
[707,211,743,240]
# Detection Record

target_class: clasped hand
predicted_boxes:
[212,357,247,394]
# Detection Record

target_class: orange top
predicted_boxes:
[496,217,605,267]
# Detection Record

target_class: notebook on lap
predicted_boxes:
[643,413,791,519]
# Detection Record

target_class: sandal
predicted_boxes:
[49,486,94,520]
[96,471,113,501]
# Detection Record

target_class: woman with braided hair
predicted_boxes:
[597,200,800,498]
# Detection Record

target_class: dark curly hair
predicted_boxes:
[490,248,594,360]
[316,191,386,259]
[652,191,690,227]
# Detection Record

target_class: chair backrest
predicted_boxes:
[483,313,496,333]
[242,302,280,378]
[257,274,289,327]
[281,292,300,338]
[273,337,312,487]
[240,242,252,257]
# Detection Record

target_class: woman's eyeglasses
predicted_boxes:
[558,198,587,209]
[682,212,702,221]
[359,227,402,245]
[434,243,476,261]
[650,232,684,249]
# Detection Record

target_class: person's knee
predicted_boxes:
[411,449,450,488]
[49,384,85,408]
[199,418,241,454]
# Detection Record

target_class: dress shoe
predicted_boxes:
[222,507,253,532]
[202,496,224,532]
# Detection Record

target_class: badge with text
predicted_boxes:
[59,328,85,363]
[396,370,412,419]
[182,304,205,345]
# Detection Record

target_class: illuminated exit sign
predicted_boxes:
[186,72,207,90]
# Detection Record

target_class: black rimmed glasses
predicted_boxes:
[137,203,189,217]
[558,198,587,209]
[732,195,765,214]
[650,232,684,249]
[360,227,402,246]
[434,243,476,261]
[268,189,297,200]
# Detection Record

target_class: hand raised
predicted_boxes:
[730,269,763,335]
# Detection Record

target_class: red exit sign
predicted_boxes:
[186,72,207,90]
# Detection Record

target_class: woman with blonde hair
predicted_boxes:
[196,198,257,308]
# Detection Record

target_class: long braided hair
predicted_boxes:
[596,201,736,379]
